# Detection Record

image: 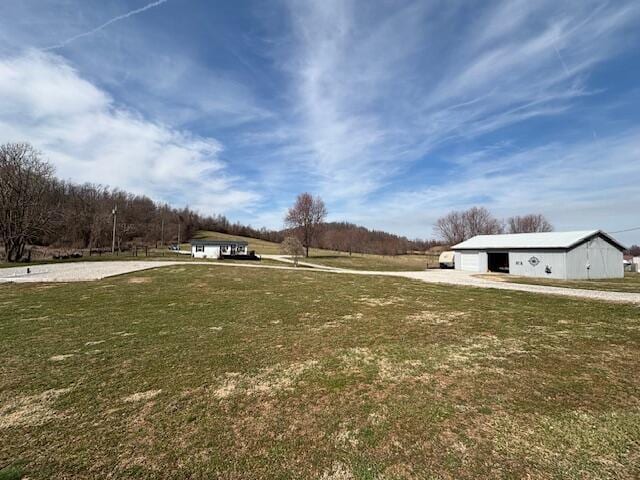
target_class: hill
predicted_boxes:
[193,230,440,270]
[192,230,342,256]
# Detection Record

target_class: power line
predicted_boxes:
[608,226,640,234]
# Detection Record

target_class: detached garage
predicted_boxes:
[452,230,625,280]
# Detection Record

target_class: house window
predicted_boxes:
[195,245,204,252]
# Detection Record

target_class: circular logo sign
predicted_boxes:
[528,256,540,267]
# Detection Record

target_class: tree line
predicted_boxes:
[283,193,440,257]
[0,143,436,262]
[0,142,283,261]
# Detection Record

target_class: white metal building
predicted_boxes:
[452,230,625,280]
[190,240,248,259]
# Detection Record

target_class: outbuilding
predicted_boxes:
[452,230,625,280]
[190,239,248,259]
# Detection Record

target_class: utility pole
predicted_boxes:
[177,220,181,247]
[160,216,164,246]
[111,205,117,254]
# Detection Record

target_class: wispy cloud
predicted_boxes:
[270,0,639,204]
[42,0,170,51]
[350,129,640,245]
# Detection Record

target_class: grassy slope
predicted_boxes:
[487,272,640,294]
[192,230,340,256]
[194,231,439,270]
[1,266,640,479]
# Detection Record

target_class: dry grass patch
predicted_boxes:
[122,389,162,403]
[339,347,430,383]
[406,310,467,325]
[319,462,354,480]
[0,388,72,428]
[49,354,75,362]
[358,295,403,307]
[442,334,528,368]
[208,360,319,400]
[127,276,152,284]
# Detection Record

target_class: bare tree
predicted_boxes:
[284,193,327,257]
[280,236,305,266]
[435,211,467,245]
[435,207,503,245]
[0,143,56,262]
[507,214,553,233]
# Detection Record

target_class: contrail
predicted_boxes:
[43,0,170,51]
[553,44,571,76]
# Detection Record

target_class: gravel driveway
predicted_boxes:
[2,260,639,305]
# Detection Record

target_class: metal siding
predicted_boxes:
[566,237,623,279]
[508,251,567,279]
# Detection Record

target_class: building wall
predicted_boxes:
[192,245,220,259]
[508,250,567,279]
[566,236,623,279]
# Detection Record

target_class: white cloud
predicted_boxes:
[351,130,640,245]
[0,51,259,215]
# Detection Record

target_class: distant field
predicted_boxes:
[195,231,439,270]
[193,230,343,256]
[304,253,440,271]
[486,272,640,294]
[1,265,639,478]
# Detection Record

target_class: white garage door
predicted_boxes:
[460,253,480,271]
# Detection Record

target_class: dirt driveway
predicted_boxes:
[2,260,639,304]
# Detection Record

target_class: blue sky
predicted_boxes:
[1,0,639,244]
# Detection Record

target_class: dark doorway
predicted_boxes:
[488,252,509,273]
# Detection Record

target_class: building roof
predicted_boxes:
[190,239,248,246]
[452,230,626,251]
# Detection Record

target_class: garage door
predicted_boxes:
[460,253,479,271]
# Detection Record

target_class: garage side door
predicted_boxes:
[460,252,480,271]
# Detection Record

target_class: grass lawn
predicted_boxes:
[489,272,640,294]
[194,231,440,271]
[1,266,640,479]
[304,254,440,271]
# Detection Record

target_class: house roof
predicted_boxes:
[190,239,248,246]
[452,230,626,251]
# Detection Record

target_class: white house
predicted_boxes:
[452,230,625,280]
[190,240,248,259]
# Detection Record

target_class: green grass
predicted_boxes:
[195,231,439,270]
[303,253,440,271]
[0,464,23,480]
[1,265,640,478]
[491,272,640,293]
